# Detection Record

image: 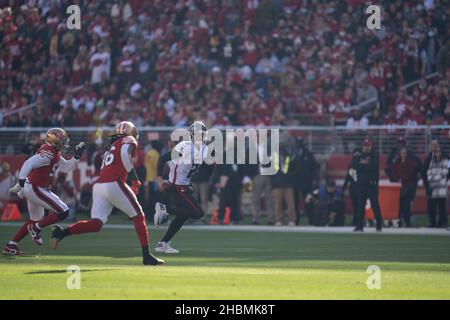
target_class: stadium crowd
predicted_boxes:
[0,0,449,129]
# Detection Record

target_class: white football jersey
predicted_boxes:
[169,141,208,185]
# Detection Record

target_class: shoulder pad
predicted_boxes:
[122,136,138,146]
[37,144,55,160]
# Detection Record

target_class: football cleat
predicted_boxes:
[27,224,44,246]
[155,241,179,254]
[2,244,24,256]
[51,225,65,249]
[143,253,165,266]
[153,202,169,227]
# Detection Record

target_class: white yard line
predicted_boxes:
[0,222,449,236]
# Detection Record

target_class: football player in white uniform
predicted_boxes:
[153,121,215,254]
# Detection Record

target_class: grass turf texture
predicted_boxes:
[1,224,449,299]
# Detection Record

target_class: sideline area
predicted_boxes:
[1,222,449,236]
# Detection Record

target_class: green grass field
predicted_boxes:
[1,223,450,299]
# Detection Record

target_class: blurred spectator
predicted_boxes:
[0,161,15,211]
[250,138,275,225]
[21,133,44,156]
[368,108,384,125]
[386,137,423,201]
[192,161,213,219]
[344,109,368,153]
[215,163,244,225]
[131,145,146,215]
[391,147,422,227]
[343,147,362,226]
[423,139,443,226]
[426,147,449,228]
[271,143,298,226]
[90,43,111,85]
[144,141,161,217]
[305,179,345,227]
[292,137,317,224]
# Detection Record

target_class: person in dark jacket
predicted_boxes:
[215,163,244,224]
[213,142,246,225]
[293,137,317,224]
[352,139,383,232]
[343,147,362,226]
[391,147,422,227]
[305,179,345,226]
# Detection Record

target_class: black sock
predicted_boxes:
[161,216,188,243]
[141,245,150,257]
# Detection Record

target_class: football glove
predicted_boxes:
[10,183,24,199]
[74,142,87,160]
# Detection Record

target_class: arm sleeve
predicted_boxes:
[58,157,79,173]
[120,144,133,173]
[19,154,51,180]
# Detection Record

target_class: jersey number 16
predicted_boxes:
[101,146,115,169]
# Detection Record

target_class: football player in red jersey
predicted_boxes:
[51,121,164,266]
[2,128,86,256]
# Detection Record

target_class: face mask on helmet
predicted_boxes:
[46,128,70,151]
[189,122,207,143]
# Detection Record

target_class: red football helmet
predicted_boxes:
[45,128,69,151]
[110,121,139,139]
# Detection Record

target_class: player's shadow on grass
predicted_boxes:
[25,269,116,275]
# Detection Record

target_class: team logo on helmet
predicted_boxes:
[111,121,139,139]
[45,128,70,151]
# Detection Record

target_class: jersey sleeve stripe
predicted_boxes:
[117,181,143,215]
[39,151,54,159]
[172,163,178,184]
[32,184,64,214]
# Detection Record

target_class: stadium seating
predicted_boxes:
[0,0,448,128]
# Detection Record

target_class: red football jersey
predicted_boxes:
[97,136,138,183]
[28,144,61,188]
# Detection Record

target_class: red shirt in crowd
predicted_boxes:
[391,157,417,187]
